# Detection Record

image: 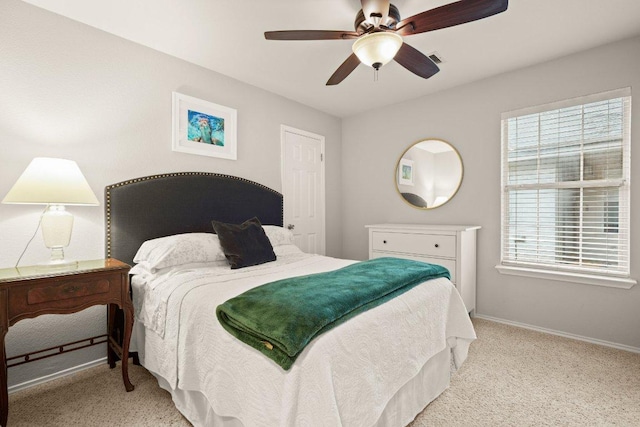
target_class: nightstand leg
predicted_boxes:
[1,291,9,427]
[107,303,117,369]
[121,301,134,392]
[0,333,7,427]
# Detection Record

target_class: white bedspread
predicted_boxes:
[132,254,476,426]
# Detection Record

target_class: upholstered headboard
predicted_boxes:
[105,172,283,266]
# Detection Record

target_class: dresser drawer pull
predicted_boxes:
[383,240,387,244]
[435,244,439,248]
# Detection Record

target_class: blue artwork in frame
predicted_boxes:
[187,110,225,146]
[172,92,237,160]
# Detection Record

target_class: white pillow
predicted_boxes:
[273,244,304,257]
[262,225,295,247]
[133,233,226,272]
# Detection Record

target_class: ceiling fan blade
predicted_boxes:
[394,43,440,79]
[395,0,508,36]
[265,30,360,41]
[361,0,390,25]
[326,53,361,86]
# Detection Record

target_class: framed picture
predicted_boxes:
[172,92,237,160]
[398,158,414,186]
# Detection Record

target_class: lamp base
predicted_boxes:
[37,247,78,271]
[39,206,76,270]
[36,260,78,273]
[41,205,73,248]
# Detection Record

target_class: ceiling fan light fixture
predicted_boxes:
[352,32,403,69]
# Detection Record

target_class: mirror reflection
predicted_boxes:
[396,139,463,209]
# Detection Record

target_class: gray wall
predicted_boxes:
[342,36,640,349]
[0,0,342,387]
[1,0,638,390]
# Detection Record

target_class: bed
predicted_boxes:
[105,172,476,426]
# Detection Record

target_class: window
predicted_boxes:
[498,88,634,288]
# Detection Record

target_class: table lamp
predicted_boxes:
[2,157,99,266]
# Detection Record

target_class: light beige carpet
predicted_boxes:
[8,319,640,426]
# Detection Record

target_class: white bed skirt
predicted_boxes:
[133,321,454,427]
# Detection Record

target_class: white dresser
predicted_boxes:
[366,224,480,314]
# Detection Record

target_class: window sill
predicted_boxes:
[495,265,636,289]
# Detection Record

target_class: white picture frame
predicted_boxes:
[172,92,237,160]
[398,158,414,186]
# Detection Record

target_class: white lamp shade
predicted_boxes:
[352,32,403,68]
[2,158,99,206]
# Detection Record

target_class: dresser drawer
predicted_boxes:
[370,252,457,284]
[371,232,456,258]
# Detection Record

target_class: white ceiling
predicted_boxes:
[22,0,640,118]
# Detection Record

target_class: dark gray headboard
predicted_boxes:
[105,172,283,266]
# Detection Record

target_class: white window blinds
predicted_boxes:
[500,88,631,277]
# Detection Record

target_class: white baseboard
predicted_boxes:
[8,357,107,394]
[473,314,640,354]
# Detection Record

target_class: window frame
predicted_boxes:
[496,88,635,289]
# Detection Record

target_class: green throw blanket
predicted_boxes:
[216,257,450,370]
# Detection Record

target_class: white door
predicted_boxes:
[281,125,325,255]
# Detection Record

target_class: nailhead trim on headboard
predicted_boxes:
[104,172,283,259]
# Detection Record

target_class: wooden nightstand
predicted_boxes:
[0,258,135,426]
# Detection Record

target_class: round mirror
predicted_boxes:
[395,138,463,209]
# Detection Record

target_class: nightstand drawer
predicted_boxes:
[5,268,126,323]
[371,232,456,258]
[28,279,111,304]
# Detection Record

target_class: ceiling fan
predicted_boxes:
[265,0,508,85]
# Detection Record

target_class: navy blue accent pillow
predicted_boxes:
[211,217,276,269]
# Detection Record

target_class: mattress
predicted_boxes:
[130,252,476,426]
